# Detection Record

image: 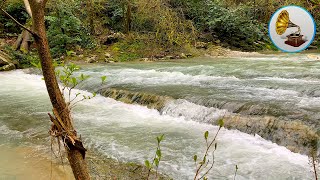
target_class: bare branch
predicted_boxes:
[0,8,38,37]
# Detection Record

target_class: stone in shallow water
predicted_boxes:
[0,63,15,71]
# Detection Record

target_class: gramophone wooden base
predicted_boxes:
[285,35,306,47]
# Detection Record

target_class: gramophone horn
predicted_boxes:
[275,10,300,35]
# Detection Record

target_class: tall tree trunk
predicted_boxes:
[28,0,90,179]
[87,0,95,35]
[125,0,132,34]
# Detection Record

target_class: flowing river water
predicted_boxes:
[0,54,319,179]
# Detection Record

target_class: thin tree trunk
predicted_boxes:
[20,30,31,53]
[14,0,33,53]
[125,0,132,34]
[87,0,95,35]
[28,0,91,179]
[13,33,23,50]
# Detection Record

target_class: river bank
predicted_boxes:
[0,146,74,180]
[0,144,169,180]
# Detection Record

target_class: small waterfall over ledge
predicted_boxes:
[98,88,319,154]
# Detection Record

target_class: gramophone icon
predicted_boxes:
[276,10,306,47]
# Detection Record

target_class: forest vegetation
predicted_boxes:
[0,0,319,67]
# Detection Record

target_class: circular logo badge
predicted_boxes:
[268,5,316,53]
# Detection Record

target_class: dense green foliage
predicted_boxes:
[0,0,319,64]
[45,1,96,57]
[0,1,29,35]
[205,2,267,50]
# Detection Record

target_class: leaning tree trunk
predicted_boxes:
[14,0,33,53]
[28,0,90,179]
[14,29,32,53]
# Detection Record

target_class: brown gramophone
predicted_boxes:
[276,10,306,47]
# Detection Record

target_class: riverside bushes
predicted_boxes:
[1,0,319,60]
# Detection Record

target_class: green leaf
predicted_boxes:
[159,134,164,141]
[154,158,159,167]
[218,119,224,127]
[80,74,85,81]
[204,131,209,140]
[101,76,107,83]
[59,75,65,81]
[202,156,206,164]
[193,155,197,162]
[79,74,90,81]
[93,92,97,97]
[55,70,61,77]
[157,134,164,144]
[31,61,41,69]
[145,160,151,169]
[156,149,161,158]
[66,50,75,56]
[72,77,77,86]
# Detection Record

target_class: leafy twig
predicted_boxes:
[145,134,164,180]
[193,119,224,180]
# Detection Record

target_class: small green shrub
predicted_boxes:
[205,2,268,51]
[45,1,96,58]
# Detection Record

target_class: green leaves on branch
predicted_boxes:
[154,158,160,167]
[53,63,100,106]
[156,134,164,144]
[146,134,165,179]
[156,149,162,159]
[80,73,90,81]
[193,119,225,180]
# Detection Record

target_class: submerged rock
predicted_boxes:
[99,88,172,111]
[180,53,187,59]
[86,55,98,63]
[104,52,112,58]
[103,32,125,45]
[104,57,115,63]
